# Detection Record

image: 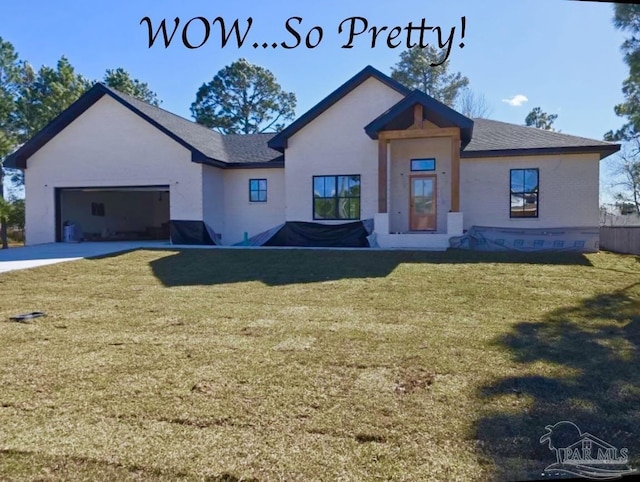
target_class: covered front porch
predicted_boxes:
[365,91,474,250]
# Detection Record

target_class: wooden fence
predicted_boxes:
[600,226,640,255]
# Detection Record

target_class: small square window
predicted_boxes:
[249,179,267,202]
[411,159,436,171]
[91,202,105,217]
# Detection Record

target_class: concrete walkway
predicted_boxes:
[0,241,171,274]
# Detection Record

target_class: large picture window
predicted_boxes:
[313,175,361,220]
[510,168,539,218]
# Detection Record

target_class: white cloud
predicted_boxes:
[501,94,529,107]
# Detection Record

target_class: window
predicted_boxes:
[313,175,361,220]
[510,168,539,218]
[249,179,267,202]
[91,202,105,217]
[411,158,436,171]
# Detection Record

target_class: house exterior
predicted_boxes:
[5,66,620,250]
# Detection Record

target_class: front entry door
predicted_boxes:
[410,175,437,231]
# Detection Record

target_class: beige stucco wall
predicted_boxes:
[219,168,285,245]
[389,137,452,234]
[24,95,203,245]
[284,77,405,222]
[23,84,602,247]
[202,164,225,238]
[460,153,601,229]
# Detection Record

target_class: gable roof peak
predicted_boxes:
[267,65,411,151]
[364,88,475,146]
[4,80,283,169]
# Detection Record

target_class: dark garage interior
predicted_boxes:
[56,186,170,242]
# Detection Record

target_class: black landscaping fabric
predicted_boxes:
[263,221,370,247]
[170,220,217,245]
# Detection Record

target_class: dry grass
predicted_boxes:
[2,240,23,248]
[0,248,638,481]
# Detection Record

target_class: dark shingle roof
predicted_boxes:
[5,72,620,170]
[5,83,283,169]
[105,86,227,161]
[222,134,283,165]
[463,118,619,159]
[102,86,283,166]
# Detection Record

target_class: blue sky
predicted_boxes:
[0,0,629,202]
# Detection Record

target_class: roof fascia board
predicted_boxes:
[461,145,621,160]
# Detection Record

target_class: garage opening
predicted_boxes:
[55,186,170,242]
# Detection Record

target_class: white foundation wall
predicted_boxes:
[460,153,601,229]
[220,168,285,245]
[24,95,203,245]
[284,77,405,222]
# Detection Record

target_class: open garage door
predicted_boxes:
[55,186,170,242]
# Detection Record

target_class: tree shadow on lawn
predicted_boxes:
[475,282,640,481]
[147,248,593,287]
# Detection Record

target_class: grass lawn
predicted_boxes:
[0,248,638,481]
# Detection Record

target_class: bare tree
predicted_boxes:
[609,138,640,214]
[457,87,493,119]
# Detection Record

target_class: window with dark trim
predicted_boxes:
[510,168,539,218]
[249,179,267,202]
[411,158,436,171]
[313,175,361,220]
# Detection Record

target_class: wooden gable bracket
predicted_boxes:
[412,104,424,129]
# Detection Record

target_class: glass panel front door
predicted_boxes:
[410,176,437,231]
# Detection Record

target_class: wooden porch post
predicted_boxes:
[451,136,461,212]
[378,138,388,213]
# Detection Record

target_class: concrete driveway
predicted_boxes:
[0,241,171,274]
